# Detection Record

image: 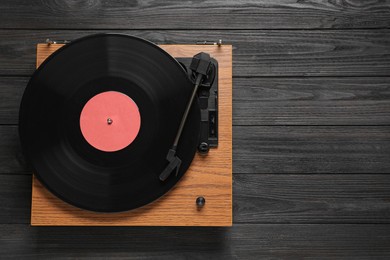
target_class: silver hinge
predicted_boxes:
[45,39,71,45]
[196,39,223,47]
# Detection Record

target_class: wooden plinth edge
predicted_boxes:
[31,43,232,226]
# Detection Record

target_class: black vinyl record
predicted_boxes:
[19,34,200,212]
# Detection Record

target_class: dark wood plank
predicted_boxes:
[234,174,390,224]
[0,126,28,174]
[3,77,389,126]
[0,77,27,125]
[1,0,389,29]
[234,126,390,173]
[1,125,389,174]
[0,175,30,224]
[0,224,389,258]
[0,30,389,76]
[234,77,390,126]
[2,174,390,225]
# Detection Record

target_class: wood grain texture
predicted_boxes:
[0,175,31,224]
[31,44,232,226]
[1,0,389,29]
[2,174,390,225]
[2,77,390,126]
[0,126,28,174]
[0,30,389,76]
[234,125,390,173]
[0,77,28,125]
[0,224,389,258]
[1,125,389,174]
[233,77,390,126]
[234,174,390,224]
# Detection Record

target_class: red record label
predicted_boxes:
[80,91,141,152]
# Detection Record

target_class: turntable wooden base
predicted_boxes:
[31,43,232,226]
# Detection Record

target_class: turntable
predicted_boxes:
[20,34,232,226]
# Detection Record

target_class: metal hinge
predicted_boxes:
[196,39,223,47]
[45,39,71,45]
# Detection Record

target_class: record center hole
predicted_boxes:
[107,118,113,125]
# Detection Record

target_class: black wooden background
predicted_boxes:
[1,0,390,258]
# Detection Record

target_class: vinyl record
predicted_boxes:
[19,34,200,212]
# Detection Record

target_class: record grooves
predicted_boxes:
[19,34,201,212]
